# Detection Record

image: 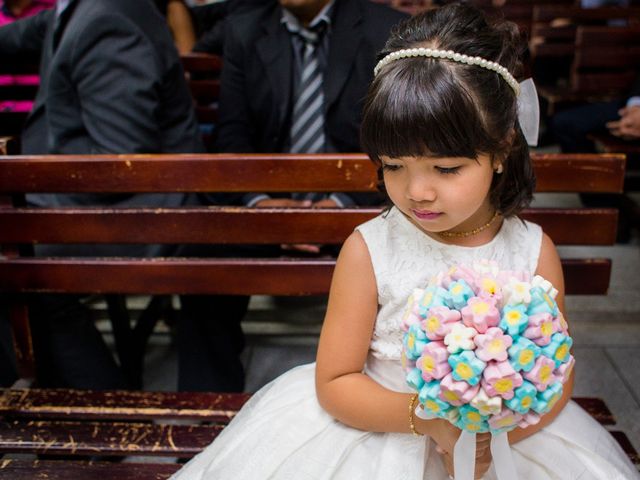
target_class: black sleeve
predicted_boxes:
[0,9,51,60]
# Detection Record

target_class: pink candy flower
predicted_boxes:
[523,355,557,391]
[422,306,461,340]
[477,276,501,300]
[474,327,513,362]
[518,411,541,429]
[554,355,575,384]
[439,373,480,406]
[482,360,523,400]
[442,264,478,290]
[417,341,451,381]
[523,312,557,346]
[461,296,500,334]
[401,289,425,331]
[488,408,523,432]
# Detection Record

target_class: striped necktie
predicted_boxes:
[290,27,326,153]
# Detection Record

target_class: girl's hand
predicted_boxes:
[420,418,492,479]
[437,443,492,480]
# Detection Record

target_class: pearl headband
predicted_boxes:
[372,47,541,146]
[373,47,520,96]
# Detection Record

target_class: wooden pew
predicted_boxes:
[0,152,637,477]
[537,25,640,115]
[180,52,222,127]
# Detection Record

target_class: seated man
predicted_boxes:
[216,0,407,215]
[551,73,640,153]
[0,0,247,392]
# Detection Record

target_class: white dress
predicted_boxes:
[171,207,639,480]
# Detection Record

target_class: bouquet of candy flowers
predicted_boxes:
[402,260,574,436]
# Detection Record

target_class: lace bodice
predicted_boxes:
[356,207,542,361]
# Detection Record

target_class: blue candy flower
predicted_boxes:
[448,279,475,310]
[508,336,541,372]
[527,286,559,317]
[541,333,573,368]
[448,350,486,386]
[500,304,529,336]
[419,380,452,417]
[455,405,490,433]
[403,323,429,360]
[406,367,425,391]
[532,382,563,414]
[505,381,537,414]
[419,285,452,313]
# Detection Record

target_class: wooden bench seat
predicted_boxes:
[0,459,180,480]
[0,389,620,461]
[0,388,615,425]
[0,152,637,476]
[588,133,640,191]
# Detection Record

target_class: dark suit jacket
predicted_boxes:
[0,0,203,158]
[0,0,205,254]
[191,0,274,54]
[216,0,407,154]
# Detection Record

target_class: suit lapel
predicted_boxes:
[325,0,363,111]
[256,7,292,131]
[52,0,79,52]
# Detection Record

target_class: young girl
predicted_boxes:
[171,4,639,479]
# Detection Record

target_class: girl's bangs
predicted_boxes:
[361,61,495,163]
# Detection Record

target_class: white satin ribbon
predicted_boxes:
[453,430,477,480]
[517,78,540,147]
[490,432,519,480]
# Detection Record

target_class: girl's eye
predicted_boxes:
[435,166,461,175]
[382,164,402,172]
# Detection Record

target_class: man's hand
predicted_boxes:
[253,198,320,253]
[607,106,640,140]
[312,198,340,208]
[253,198,312,208]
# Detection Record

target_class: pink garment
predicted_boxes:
[0,0,55,112]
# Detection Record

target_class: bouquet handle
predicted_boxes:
[451,431,519,480]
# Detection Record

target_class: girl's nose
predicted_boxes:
[407,175,436,203]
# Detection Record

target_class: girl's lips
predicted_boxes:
[412,209,442,220]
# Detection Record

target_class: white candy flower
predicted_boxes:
[444,323,476,354]
[531,275,558,299]
[470,388,502,416]
[503,279,532,306]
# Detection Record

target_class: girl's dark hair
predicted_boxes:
[361,2,535,217]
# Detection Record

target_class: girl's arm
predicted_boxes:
[508,232,574,444]
[315,231,456,442]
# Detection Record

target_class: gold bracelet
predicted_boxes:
[408,393,424,436]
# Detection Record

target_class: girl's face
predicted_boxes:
[380,154,498,239]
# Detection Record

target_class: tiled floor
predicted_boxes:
[139,205,640,456]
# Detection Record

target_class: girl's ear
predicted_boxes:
[493,128,516,173]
